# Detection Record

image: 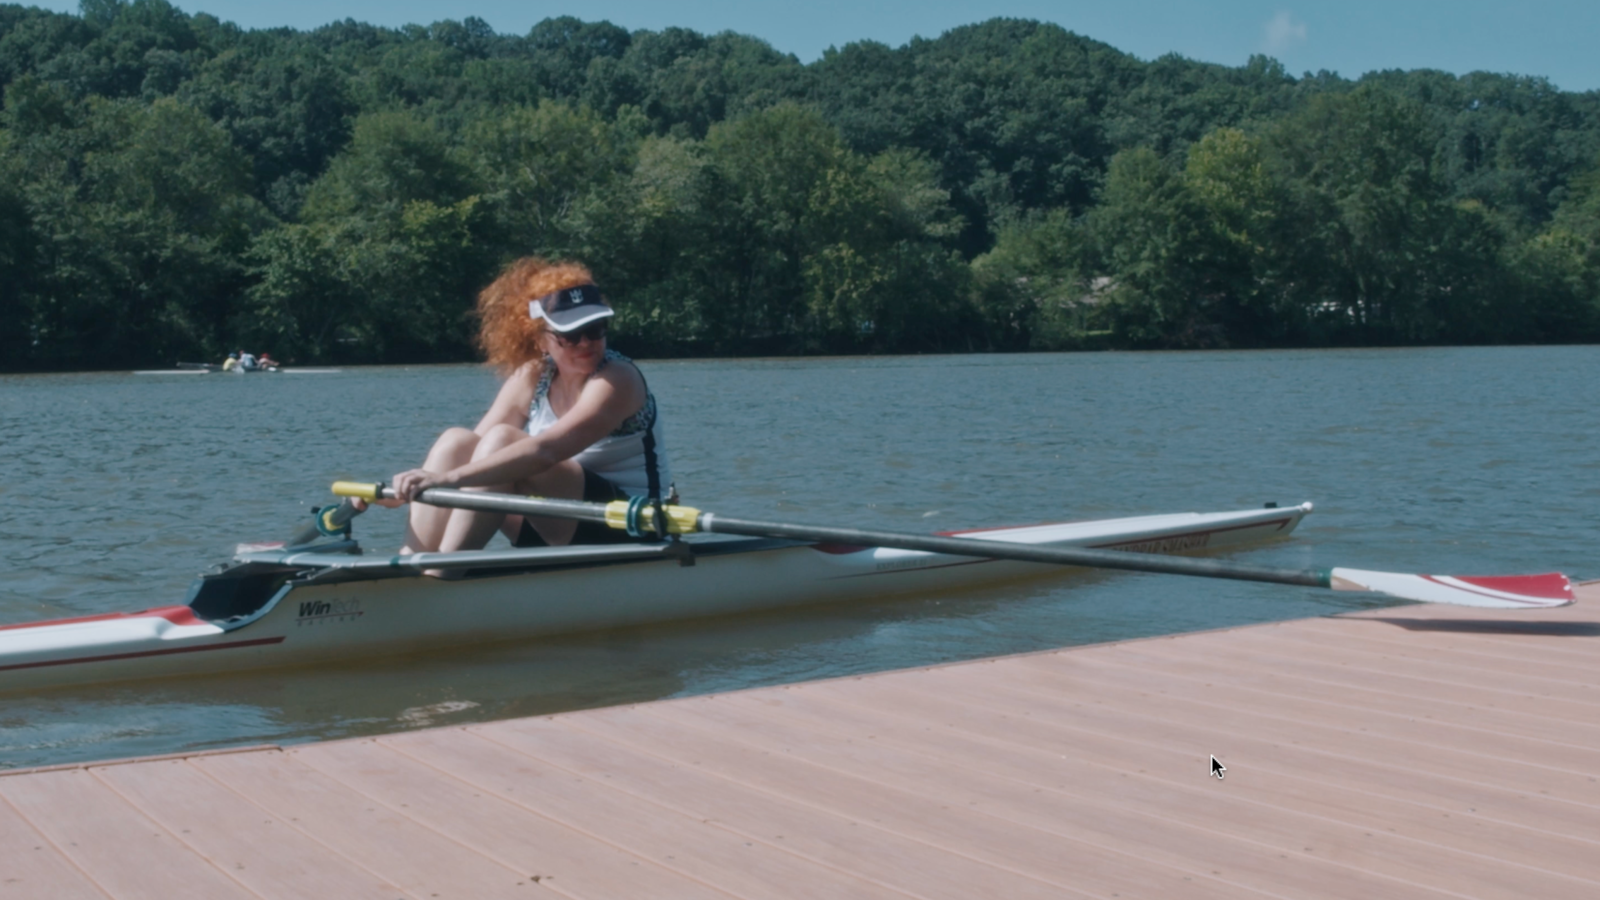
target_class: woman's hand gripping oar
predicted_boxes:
[331,482,1574,609]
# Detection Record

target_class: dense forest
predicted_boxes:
[2,1,1599,370]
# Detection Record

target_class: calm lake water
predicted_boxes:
[2,347,1596,768]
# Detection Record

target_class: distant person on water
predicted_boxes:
[222,352,239,372]
[370,257,671,555]
[257,352,279,370]
[237,350,258,371]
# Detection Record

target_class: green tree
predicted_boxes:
[812,20,1140,255]
[462,100,634,257]
[177,41,354,217]
[250,109,487,362]
[0,137,40,369]
[1504,155,1600,340]
[577,105,970,354]
[1181,126,1292,342]
[574,133,715,351]
[526,16,631,101]
[800,147,971,351]
[1265,85,1502,343]
[1087,146,1222,346]
[971,208,1100,350]
[300,109,473,218]
[3,87,263,368]
[695,103,848,345]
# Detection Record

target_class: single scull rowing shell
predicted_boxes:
[0,503,1310,692]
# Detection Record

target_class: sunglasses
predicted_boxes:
[552,321,608,346]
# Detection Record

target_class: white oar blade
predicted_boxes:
[1330,568,1573,609]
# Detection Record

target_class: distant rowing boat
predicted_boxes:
[133,363,343,375]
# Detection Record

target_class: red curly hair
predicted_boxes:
[476,257,598,372]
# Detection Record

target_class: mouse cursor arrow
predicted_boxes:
[1210,755,1226,780]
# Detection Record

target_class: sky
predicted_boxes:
[29,1,1600,93]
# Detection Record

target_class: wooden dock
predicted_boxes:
[4,583,1597,899]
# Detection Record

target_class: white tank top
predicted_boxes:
[525,350,672,498]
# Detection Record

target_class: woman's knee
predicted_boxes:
[473,423,529,458]
[425,427,479,467]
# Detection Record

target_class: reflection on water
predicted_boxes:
[1,347,1596,768]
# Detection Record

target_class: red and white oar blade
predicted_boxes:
[1329,568,1573,608]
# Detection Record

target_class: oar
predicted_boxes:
[329,482,1574,609]
[285,497,366,547]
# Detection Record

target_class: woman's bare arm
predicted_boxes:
[472,362,539,434]
[393,363,645,498]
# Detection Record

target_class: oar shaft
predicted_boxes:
[390,486,614,524]
[699,514,1332,588]
[323,481,1570,609]
[346,483,1330,590]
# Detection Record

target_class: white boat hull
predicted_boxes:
[0,504,1310,691]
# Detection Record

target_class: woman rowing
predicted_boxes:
[372,257,671,554]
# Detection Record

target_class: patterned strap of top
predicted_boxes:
[531,350,654,437]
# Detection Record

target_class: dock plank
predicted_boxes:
[383,725,906,900]
[842,652,1600,838]
[1141,626,1600,722]
[989,652,1600,804]
[486,715,1188,900]
[1015,650,1600,778]
[556,707,1267,900]
[0,794,111,900]
[1220,626,1600,707]
[735,672,1597,899]
[0,767,255,900]
[1101,638,1600,748]
[1295,615,1600,666]
[191,750,533,900]
[91,758,415,900]
[718,680,1600,885]
[290,737,740,900]
[1263,624,1600,689]
[635,690,1472,900]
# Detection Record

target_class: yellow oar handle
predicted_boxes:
[331,481,387,501]
[603,500,702,535]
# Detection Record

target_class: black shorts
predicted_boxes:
[513,469,642,547]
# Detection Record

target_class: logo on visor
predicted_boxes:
[568,288,585,305]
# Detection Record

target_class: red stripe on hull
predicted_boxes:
[0,636,286,673]
[0,605,205,632]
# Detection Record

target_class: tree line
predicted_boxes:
[2,2,1598,370]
